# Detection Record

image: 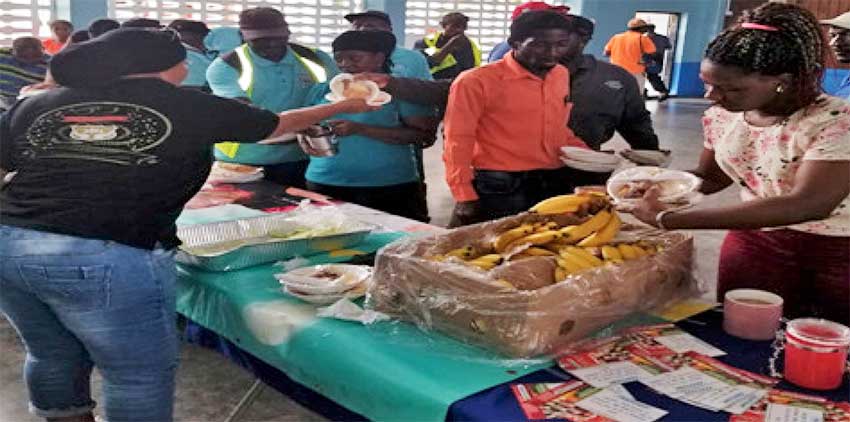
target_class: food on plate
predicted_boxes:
[341,79,374,100]
[268,226,344,240]
[276,264,372,303]
[607,167,702,204]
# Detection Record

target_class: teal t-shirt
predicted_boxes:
[206,45,339,165]
[303,83,434,187]
[182,46,216,88]
[390,47,433,81]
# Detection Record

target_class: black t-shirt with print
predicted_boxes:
[0,78,279,249]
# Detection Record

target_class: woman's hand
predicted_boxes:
[328,120,362,137]
[626,186,669,227]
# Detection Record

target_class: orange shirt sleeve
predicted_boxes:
[443,72,488,202]
[642,36,657,54]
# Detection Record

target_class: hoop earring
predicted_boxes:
[776,85,785,93]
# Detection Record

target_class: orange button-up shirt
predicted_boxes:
[443,52,587,202]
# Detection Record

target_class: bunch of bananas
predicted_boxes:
[554,242,660,281]
[426,194,662,283]
[493,195,622,255]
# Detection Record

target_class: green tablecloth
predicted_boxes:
[176,232,551,422]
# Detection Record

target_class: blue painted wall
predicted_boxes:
[575,0,725,97]
[56,0,108,30]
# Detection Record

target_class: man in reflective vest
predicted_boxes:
[414,12,481,80]
[206,7,338,186]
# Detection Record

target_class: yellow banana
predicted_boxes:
[617,243,639,260]
[559,251,594,271]
[446,246,476,259]
[534,222,560,232]
[560,209,613,244]
[630,244,649,258]
[601,245,623,261]
[556,257,584,273]
[583,246,602,258]
[493,224,535,252]
[606,258,625,265]
[506,230,562,250]
[493,279,516,291]
[554,267,569,282]
[428,254,446,262]
[530,194,591,214]
[524,247,557,256]
[564,246,604,267]
[577,212,622,247]
[467,254,503,270]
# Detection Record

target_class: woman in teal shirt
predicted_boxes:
[304,31,438,221]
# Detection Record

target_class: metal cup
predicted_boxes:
[297,125,338,157]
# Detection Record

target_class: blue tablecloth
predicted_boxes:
[186,308,849,421]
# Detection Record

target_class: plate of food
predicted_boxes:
[560,146,622,173]
[326,73,391,106]
[277,264,372,298]
[607,166,702,205]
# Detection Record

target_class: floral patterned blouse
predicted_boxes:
[703,95,850,236]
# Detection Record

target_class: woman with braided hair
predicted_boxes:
[630,3,849,323]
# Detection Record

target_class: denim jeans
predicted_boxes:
[0,225,178,421]
[472,167,580,221]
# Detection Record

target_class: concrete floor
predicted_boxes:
[1,99,737,422]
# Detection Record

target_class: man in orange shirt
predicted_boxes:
[443,10,588,226]
[42,20,72,55]
[604,18,656,94]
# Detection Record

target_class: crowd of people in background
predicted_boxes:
[0,2,848,421]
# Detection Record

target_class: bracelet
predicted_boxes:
[655,209,675,230]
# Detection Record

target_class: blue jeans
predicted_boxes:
[0,225,178,421]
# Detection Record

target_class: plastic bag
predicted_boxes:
[366,212,700,358]
[607,166,702,206]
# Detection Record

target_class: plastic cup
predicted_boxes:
[723,289,783,340]
[784,318,850,390]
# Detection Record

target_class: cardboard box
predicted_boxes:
[367,213,695,358]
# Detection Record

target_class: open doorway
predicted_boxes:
[635,11,681,98]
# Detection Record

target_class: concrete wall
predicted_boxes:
[577,0,726,97]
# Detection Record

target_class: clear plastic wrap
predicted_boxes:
[366,212,697,358]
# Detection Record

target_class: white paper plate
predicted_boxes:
[561,157,619,173]
[283,282,368,305]
[560,147,622,166]
[607,166,702,204]
[276,264,371,295]
[325,91,391,107]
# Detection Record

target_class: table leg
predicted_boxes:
[224,378,266,422]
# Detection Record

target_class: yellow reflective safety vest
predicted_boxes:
[423,32,481,75]
[215,44,329,161]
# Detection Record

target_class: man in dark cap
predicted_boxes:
[88,18,120,37]
[121,17,163,28]
[206,7,338,187]
[443,11,588,225]
[0,28,374,422]
[168,19,215,90]
[556,14,660,186]
[414,12,481,80]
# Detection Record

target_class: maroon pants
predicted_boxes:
[717,229,849,324]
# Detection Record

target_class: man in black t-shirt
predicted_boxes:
[0,28,373,422]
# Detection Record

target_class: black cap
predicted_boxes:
[89,18,120,37]
[344,10,392,26]
[168,19,210,36]
[568,14,595,38]
[332,30,396,56]
[52,28,186,88]
[239,7,289,41]
[122,18,163,28]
